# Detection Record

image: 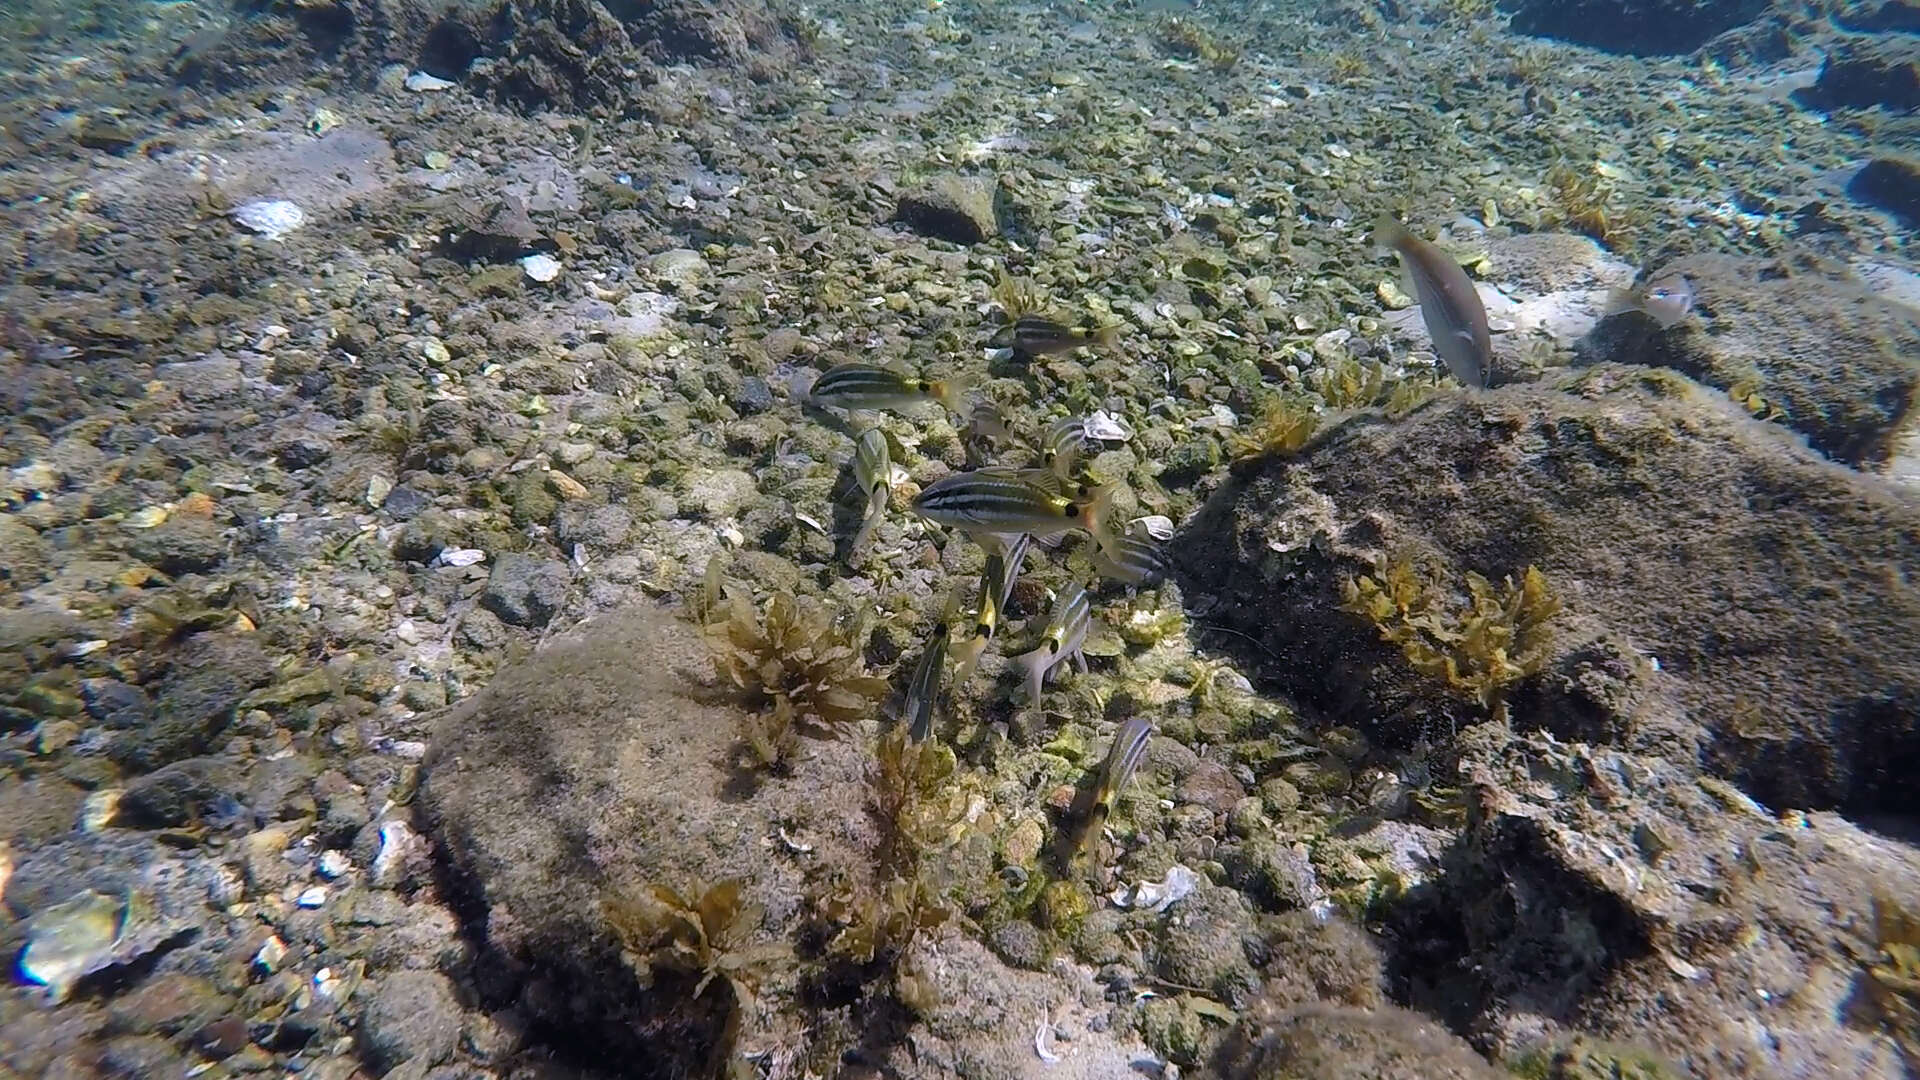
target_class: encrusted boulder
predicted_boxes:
[1176,365,1920,814]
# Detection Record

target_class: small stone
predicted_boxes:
[119,758,230,829]
[1174,760,1246,816]
[649,248,712,288]
[196,1016,252,1059]
[295,885,327,908]
[735,375,775,415]
[520,253,562,283]
[383,486,432,521]
[358,971,463,1071]
[481,553,571,628]
[278,437,332,470]
[546,470,589,500]
[681,468,758,519]
[422,150,452,170]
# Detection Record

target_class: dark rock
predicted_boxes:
[318,787,372,850]
[452,197,541,263]
[456,606,508,650]
[892,174,999,244]
[417,605,882,1073]
[1841,0,1920,31]
[358,970,463,1072]
[393,511,453,563]
[125,514,227,575]
[1847,157,1920,228]
[107,973,229,1036]
[119,758,234,829]
[1256,911,1384,1011]
[479,553,571,628]
[735,375,775,416]
[1177,366,1920,814]
[1385,731,1920,1076]
[1217,1003,1508,1080]
[99,1033,191,1079]
[1174,760,1246,816]
[383,485,433,521]
[1796,34,1920,112]
[1496,0,1768,55]
[987,919,1048,970]
[195,1016,252,1059]
[553,504,633,550]
[115,633,275,771]
[276,436,333,470]
[1155,884,1260,1004]
[0,517,50,587]
[1578,253,1920,467]
[81,679,152,727]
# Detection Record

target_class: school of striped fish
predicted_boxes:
[800,227,1492,860]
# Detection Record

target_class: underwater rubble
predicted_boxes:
[3,0,1920,1075]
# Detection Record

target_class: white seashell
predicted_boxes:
[317,851,351,879]
[231,199,306,240]
[520,253,562,283]
[1082,410,1133,442]
[253,935,287,973]
[81,789,121,832]
[1130,515,1175,541]
[438,547,486,567]
[404,71,455,92]
[295,885,327,909]
[372,819,421,887]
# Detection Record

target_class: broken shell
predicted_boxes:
[438,548,486,568]
[81,789,122,832]
[231,199,306,240]
[123,505,169,529]
[404,71,455,92]
[1083,410,1134,442]
[253,935,288,973]
[1130,515,1175,541]
[18,890,128,1003]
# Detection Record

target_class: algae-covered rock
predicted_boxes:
[1392,730,1920,1078]
[1218,1002,1509,1080]
[417,604,883,1076]
[1578,252,1920,468]
[1178,366,1920,814]
[892,174,999,245]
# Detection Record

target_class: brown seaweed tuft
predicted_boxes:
[1341,557,1562,717]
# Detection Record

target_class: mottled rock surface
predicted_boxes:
[1579,252,1920,468]
[1178,366,1920,814]
[892,174,1000,245]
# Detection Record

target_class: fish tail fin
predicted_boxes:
[933,375,972,416]
[1016,645,1050,704]
[849,488,886,553]
[1373,213,1409,254]
[1075,485,1118,547]
[1092,323,1121,348]
[1601,287,1639,320]
[951,634,986,686]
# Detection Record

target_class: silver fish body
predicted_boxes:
[989,314,1119,355]
[849,427,891,553]
[1094,715,1153,814]
[1374,216,1491,390]
[1014,583,1092,703]
[1092,533,1168,587]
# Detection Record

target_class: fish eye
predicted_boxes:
[1064,505,1081,519]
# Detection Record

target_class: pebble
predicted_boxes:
[480,553,571,628]
[358,971,464,1071]
[520,253,562,283]
[382,486,432,520]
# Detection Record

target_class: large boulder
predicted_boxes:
[1393,729,1920,1079]
[1795,33,1920,113]
[417,604,884,1076]
[1176,365,1920,814]
[1496,0,1772,56]
[1578,253,1920,469]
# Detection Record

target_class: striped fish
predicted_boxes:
[1092,533,1168,587]
[912,470,1112,543]
[848,427,890,553]
[808,363,969,414]
[905,622,950,743]
[989,314,1120,356]
[1374,215,1490,390]
[1082,715,1153,853]
[950,536,1031,685]
[1041,416,1091,481]
[1013,583,1092,704]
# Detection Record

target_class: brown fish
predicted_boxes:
[1374,215,1491,389]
